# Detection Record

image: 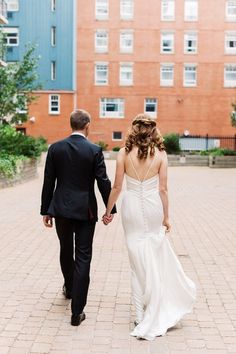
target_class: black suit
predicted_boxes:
[41,134,116,315]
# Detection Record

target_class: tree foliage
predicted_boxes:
[0,44,42,124]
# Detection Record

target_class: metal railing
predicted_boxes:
[180,134,236,151]
[0,0,7,22]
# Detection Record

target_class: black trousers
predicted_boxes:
[55,217,96,315]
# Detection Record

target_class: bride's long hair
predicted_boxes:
[125,113,165,159]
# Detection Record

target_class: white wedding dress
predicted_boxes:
[121,155,197,341]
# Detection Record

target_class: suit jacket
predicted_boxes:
[40,134,116,221]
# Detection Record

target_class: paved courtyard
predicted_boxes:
[0,158,236,354]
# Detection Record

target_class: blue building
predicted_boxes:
[2,0,77,141]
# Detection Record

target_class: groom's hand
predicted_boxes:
[43,215,53,228]
[102,214,114,225]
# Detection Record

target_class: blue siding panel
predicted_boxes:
[5,0,75,91]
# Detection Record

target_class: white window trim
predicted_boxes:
[183,64,197,87]
[160,63,174,87]
[5,0,19,12]
[51,0,56,11]
[112,131,123,141]
[2,27,19,46]
[95,0,109,20]
[224,64,236,87]
[99,98,125,118]
[119,62,133,86]
[120,30,134,53]
[49,94,60,115]
[184,31,198,54]
[95,62,109,85]
[161,0,175,21]
[144,98,158,118]
[120,0,134,20]
[51,61,56,81]
[51,26,56,47]
[161,32,175,54]
[184,0,198,22]
[225,0,236,21]
[225,31,236,54]
[95,30,108,53]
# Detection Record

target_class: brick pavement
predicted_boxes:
[0,159,236,354]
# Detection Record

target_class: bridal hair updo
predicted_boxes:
[125,113,165,159]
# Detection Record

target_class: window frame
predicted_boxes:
[120,30,134,53]
[119,62,133,86]
[2,27,19,46]
[226,0,236,21]
[95,29,108,53]
[120,0,134,20]
[51,26,56,47]
[51,61,56,81]
[184,31,198,54]
[161,32,174,54]
[183,64,197,87]
[95,62,109,85]
[224,64,236,87]
[112,131,123,141]
[99,98,125,118]
[5,0,19,12]
[161,0,175,21]
[95,0,109,20]
[225,32,236,54]
[160,63,174,87]
[49,94,60,115]
[184,0,198,22]
[144,98,158,118]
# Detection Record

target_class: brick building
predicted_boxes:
[3,0,236,147]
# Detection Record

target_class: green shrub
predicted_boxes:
[95,140,108,151]
[200,148,236,156]
[112,146,120,151]
[163,133,181,154]
[0,125,48,158]
[0,153,26,178]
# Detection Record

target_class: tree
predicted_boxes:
[230,101,236,127]
[0,44,42,124]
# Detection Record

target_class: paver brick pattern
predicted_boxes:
[0,158,236,354]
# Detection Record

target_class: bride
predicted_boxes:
[102,114,197,341]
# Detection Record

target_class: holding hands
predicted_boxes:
[102,213,114,225]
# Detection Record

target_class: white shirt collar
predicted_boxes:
[71,132,86,138]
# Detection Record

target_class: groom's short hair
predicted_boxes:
[70,109,91,130]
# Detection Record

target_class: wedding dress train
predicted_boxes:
[121,159,197,341]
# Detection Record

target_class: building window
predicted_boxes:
[184,64,197,86]
[225,32,236,54]
[95,0,109,20]
[144,98,157,118]
[161,0,175,21]
[49,94,60,114]
[120,0,134,20]
[51,61,56,80]
[184,0,198,21]
[224,64,236,87]
[51,26,56,46]
[184,32,198,54]
[51,0,56,11]
[120,30,134,53]
[16,93,27,114]
[5,0,19,11]
[95,62,108,85]
[120,62,133,86]
[112,131,122,140]
[100,98,124,118]
[3,27,19,46]
[226,0,236,21]
[160,64,174,86]
[95,30,108,52]
[161,32,174,54]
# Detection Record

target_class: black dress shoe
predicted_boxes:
[62,285,72,299]
[71,312,86,326]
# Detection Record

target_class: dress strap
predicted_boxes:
[129,150,157,182]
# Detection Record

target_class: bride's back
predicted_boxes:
[124,146,164,182]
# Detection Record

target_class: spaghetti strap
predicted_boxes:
[128,151,157,183]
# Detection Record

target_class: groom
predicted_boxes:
[40,109,116,326]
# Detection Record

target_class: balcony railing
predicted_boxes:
[0,0,8,24]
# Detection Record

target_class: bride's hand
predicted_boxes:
[163,218,171,232]
[102,213,113,225]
